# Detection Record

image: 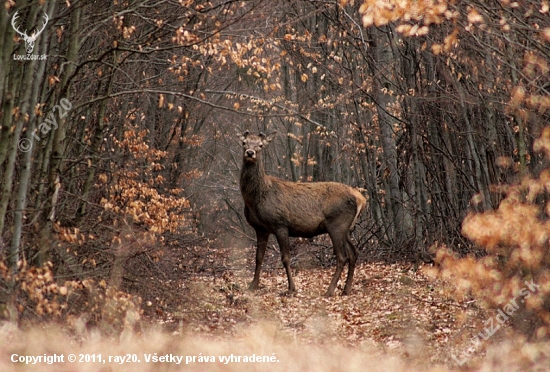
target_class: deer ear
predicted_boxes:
[240,130,250,141]
[265,131,277,143]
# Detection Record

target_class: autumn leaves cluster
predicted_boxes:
[434,129,550,338]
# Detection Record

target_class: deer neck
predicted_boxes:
[240,158,271,204]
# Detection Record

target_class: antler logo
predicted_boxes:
[11,11,49,55]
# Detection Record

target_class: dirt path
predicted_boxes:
[134,244,491,369]
[1,243,546,371]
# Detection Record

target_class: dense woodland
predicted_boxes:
[1,0,550,369]
[2,0,550,264]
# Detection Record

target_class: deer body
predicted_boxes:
[240,131,366,296]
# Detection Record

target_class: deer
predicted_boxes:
[239,130,367,296]
[11,11,49,55]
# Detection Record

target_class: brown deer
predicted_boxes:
[240,130,367,296]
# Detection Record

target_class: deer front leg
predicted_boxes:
[274,229,296,292]
[249,230,270,290]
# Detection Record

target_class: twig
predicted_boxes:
[404,292,472,309]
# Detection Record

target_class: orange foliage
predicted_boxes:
[435,128,550,337]
[101,126,191,235]
[0,260,141,329]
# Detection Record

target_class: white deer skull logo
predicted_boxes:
[11,11,49,55]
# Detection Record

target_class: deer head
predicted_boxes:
[240,130,277,163]
[11,11,49,55]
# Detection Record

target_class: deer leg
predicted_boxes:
[343,233,358,295]
[249,230,270,290]
[325,229,348,297]
[274,229,296,292]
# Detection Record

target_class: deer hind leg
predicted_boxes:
[250,230,270,290]
[325,225,349,297]
[274,229,296,292]
[343,233,358,295]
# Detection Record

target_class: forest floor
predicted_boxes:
[120,237,539,371]
[2,237,549,371]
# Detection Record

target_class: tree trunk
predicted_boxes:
[371,25,405,244]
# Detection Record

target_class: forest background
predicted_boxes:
[1,0,550,370]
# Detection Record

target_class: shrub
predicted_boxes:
[435,128,550,338]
